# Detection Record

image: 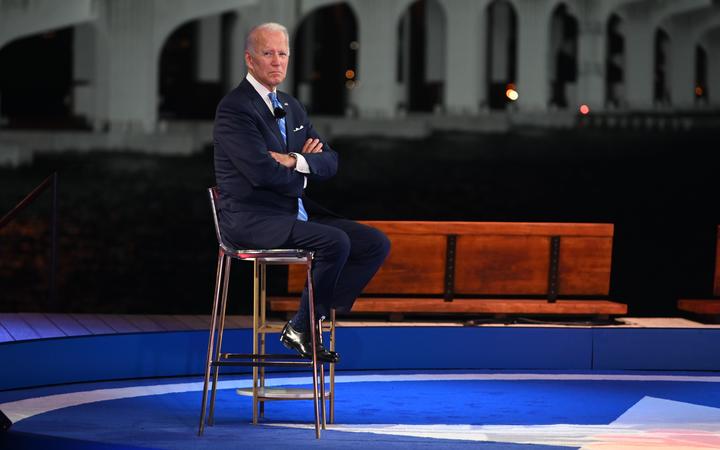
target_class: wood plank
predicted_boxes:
[361,221,613,237]
[95,314,141,333]
[362,234,447,294]
[287,266,305,293]
[17,313,66,339]
[45,313,91,337]
[270,297,627,315]
[196,314,218,328]
[223,315,247,329]
[678,299,720,315]
[0,313,40,341]
[455,235,550,295]
[120,314,166,332]
[0,323,14,343]
[171,315,208,330]
[558,237,612,295]
[70,314,116,335]
[147,315,194,331]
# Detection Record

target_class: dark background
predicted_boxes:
[1,126,717,317]
[0,2,718,319]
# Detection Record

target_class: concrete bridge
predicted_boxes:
[0,0,719,162]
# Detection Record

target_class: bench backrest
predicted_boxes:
[288,221,614,299]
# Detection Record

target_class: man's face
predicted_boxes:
[245,29,289,91]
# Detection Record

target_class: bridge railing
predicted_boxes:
[0,172,59,308]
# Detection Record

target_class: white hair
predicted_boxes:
[245,22,290,54]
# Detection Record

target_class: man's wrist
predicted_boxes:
[287,152,298,168]
[290,152,310,173]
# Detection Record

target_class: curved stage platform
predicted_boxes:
[1,314,720,449]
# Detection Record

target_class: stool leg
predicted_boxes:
[209,255,232,426]
[198,250,224,435]
[252,260,260,424]
[318,318,327,430]
[306,258,321,439]
[320,361,327,429]
[329,309,336,424]
[259,262,267,420]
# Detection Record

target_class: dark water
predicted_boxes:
[1,128,718,316]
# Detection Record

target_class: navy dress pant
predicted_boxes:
[281,217,390,323]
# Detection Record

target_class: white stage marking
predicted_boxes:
[2,373,720,425]
[268,396,720,449]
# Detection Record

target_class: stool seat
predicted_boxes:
[225,248,310,261]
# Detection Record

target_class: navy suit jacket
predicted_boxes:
[213,79,338,249]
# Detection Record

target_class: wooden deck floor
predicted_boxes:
[0,313,255,344]
[1,313,718,344]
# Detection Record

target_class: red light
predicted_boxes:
[579,104,590,115]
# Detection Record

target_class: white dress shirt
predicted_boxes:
[246,73,310,174]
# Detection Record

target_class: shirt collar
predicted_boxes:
[246,72,275,112]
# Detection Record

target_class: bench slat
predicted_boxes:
[558,237,612,295]
[363,234,447,294]
[269,297,627,315]
[455,235,549,295]
[361,221,613,237]
[678,299,720,315]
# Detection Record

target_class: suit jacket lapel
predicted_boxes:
[244,82,286,152]
[279,93,295,152]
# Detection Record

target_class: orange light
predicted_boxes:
[506,89,519,101]
[345,69,355,79]
[579,104,590,115]
[695,86,704,96]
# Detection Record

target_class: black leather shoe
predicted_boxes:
[280,321,340,363]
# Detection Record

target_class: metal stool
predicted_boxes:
[198,187,334,438]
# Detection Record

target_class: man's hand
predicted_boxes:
[302,138,323,154]
[269,151,296,169]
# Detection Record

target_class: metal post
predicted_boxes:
[547,236,561,303]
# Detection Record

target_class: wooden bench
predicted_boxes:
[677,225,720,317]
[269,221,627,318]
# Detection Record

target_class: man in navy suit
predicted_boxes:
[213,23,390,362]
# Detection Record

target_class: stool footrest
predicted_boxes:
[236,387,331,400]
[221,352,305,360]
[212,360,312,368]
[258,323,333,333]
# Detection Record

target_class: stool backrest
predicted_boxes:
[208,187,225,248]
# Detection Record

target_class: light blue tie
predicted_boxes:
[269,92,308,222]
[268,92,286,144]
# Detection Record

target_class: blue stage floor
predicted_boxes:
[2,371,720,449]
[2,317,720,448]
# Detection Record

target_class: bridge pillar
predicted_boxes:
[575,3,607,111]
[93,1,158,133]
[438,0,488,115]
[515,0,554,112]
[707,30,720,107]
[349,0,412,118]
